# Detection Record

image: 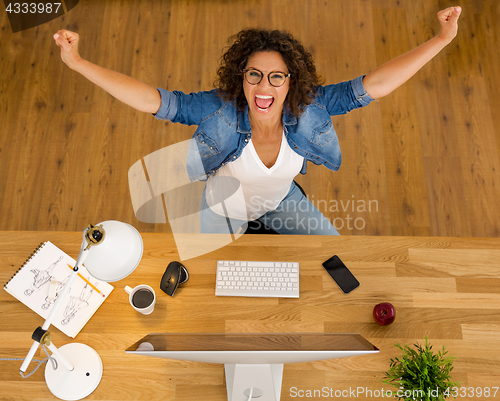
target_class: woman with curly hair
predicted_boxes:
[54,7,460,235]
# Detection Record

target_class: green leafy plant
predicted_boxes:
[382,337,460,400]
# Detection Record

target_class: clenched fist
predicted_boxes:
[437,6,461,43]
[53,29,82,69]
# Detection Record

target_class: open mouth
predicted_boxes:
[254,94,275,111]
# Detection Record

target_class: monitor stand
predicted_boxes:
[225,363,283,401]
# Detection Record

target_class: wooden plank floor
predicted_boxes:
[0,0,499,237]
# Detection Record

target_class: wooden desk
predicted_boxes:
[1,232,500,400]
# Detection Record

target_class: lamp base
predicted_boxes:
[45,343,103,401]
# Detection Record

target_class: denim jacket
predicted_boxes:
[154,75,373,181]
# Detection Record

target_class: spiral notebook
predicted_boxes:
[3,241,114,338]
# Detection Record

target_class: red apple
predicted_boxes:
[373,302,396,326]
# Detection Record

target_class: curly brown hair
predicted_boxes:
[215,28,323,117]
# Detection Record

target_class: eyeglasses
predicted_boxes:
[242,68,291,88]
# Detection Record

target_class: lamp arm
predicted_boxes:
[20,244,91,373]
[20,268,80,373]
[46,342,74,371]
[42,246,90,330]
[20,339,43,373]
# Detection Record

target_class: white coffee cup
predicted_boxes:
[125,284,156,315]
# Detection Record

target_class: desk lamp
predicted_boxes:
[19,220,143,401]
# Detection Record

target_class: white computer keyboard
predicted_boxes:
[215,260,299,298]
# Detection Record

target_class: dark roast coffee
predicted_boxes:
[132,289,154,309]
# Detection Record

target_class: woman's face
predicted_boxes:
[243,51,290,124]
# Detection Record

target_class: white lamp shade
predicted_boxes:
[84,221,143,282]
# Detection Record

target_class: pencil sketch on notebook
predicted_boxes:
[24,256,64,296]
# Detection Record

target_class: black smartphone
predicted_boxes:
[322,255,360,294]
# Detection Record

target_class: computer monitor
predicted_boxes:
[126,333,379,401]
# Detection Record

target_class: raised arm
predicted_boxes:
[53,30,161,114]
[362,6,461,100]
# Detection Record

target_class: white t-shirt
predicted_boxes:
[205,132,304,221]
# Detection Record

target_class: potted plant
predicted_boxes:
[382,337,460,401]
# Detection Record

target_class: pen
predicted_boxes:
[68,264,106,297]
